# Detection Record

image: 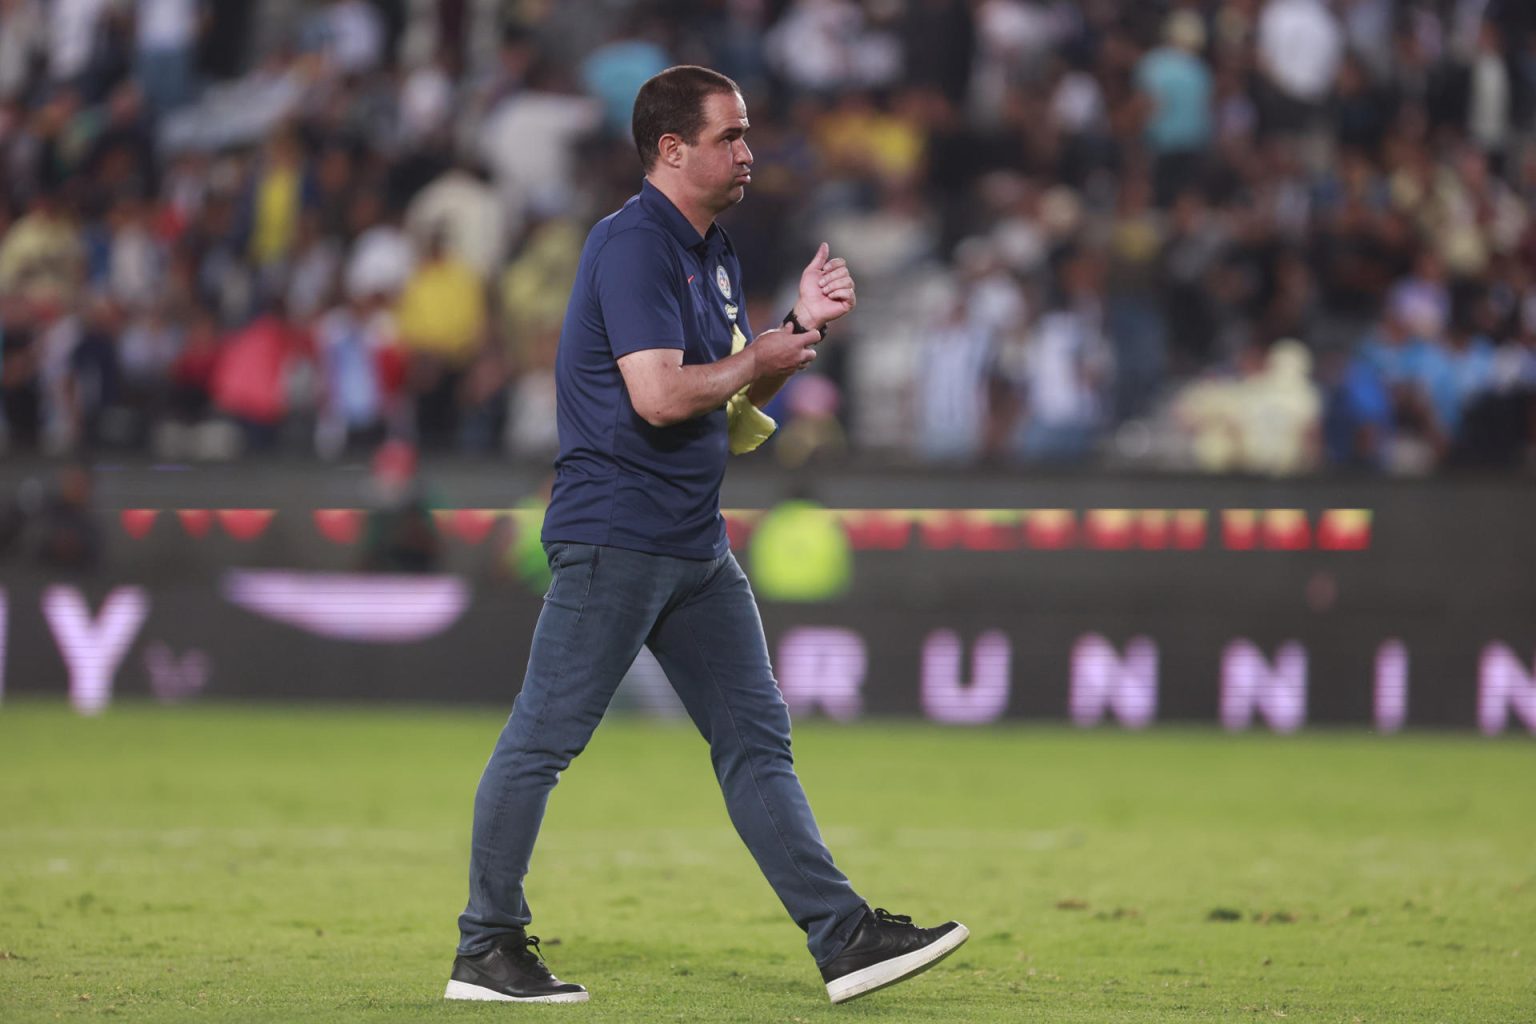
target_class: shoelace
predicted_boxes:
[872,908,915,928]
[509,934,555,977]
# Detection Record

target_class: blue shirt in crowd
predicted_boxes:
[581,41,672,137]
[1324,354,1393,467]
[1135,47,1212,154]
[542,180,752,560]
[1358,333,1458,432]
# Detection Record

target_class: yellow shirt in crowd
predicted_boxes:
[250,166,299,267]
[395,257,486,365]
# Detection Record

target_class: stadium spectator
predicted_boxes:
[209,298,312,451]
[398,54,455,147]
[0,1,44,102]
[1233,338,1324,476]
[579,15,671,138]
[0,192,83,310]
[764,0,876,97]
[284,210,343,321]
[311,0,386,79]
[405,161,508,281]
[1323,343,1395,470]
[773,371,847,469]
[0,462,102,570]
[360,437,440,573]
[395,228,485,447]
[1445,315,1499,437]
[1135,12,1214,203]
[1468,20,1512,155]
[1345,289,1455,472]
[477,62,603,219]
[1257,0,1345,128]
[65,292,122,449]
[1171,337,1322,476]
[48,0,112,89]
[917,280,998,464]
[812,88,926,190]
[0,293,42,450]
[1105,170,1167,421]
[117,299,179,441]
[343,196,414,303]
[163,305,220,427]
[102,196,162,310]
[313,290,400,458]
[1009,247,1114,463]
[245,129,312,283]
[497,216,581,369]
[136,0,199,115]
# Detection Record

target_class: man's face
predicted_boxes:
[681,90,753,213]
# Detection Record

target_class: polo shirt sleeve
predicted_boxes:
[594,227,687,358]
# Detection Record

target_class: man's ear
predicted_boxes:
[657,132,684,168]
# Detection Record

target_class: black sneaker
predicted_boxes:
[444,931,589,1003]
[820,908,969,1004]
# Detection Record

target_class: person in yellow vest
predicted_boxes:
[747,493,852,603]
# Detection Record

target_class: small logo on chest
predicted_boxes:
[715,265,731,300]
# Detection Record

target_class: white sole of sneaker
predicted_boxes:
[443,980,589,1003]
[825,923,970,1004]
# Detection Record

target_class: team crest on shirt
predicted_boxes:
[715,265,731,300]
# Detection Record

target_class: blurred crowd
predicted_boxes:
[1,0,1535,475]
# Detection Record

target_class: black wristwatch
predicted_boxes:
[783,309,828,341]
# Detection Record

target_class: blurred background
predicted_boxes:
[0,0,1533,733]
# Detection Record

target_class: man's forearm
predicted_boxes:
[746,370,793,408]
[628,326,810,426]
[645,347,759,425]
[748,318,819,407]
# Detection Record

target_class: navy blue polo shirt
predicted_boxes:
[541,180,754,559]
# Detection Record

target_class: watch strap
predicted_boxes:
[783,309,828,341]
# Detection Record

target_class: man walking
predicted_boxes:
[447,65,966,1006]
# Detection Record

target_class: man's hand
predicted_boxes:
[618,328,817,428]
[791,243,856,331]
[750,325,821,377]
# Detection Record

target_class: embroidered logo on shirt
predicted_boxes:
[716,265,731,300]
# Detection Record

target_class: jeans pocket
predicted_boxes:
[542,543,599,612]
[543,542,568,572]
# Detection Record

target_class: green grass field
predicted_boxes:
[1,701,1532,1023]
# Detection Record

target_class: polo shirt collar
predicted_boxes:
[640,179,726,258]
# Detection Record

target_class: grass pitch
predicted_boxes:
[1,701,1532,1023]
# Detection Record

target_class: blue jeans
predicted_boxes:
[457,542,868,965]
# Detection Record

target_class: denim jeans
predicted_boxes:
[457,542,868,965]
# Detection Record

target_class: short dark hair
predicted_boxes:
[632,65,741,172]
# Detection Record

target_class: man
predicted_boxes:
[1256,0,1343,132]
[447,65,966,1006]
[1134,11,1213,205]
